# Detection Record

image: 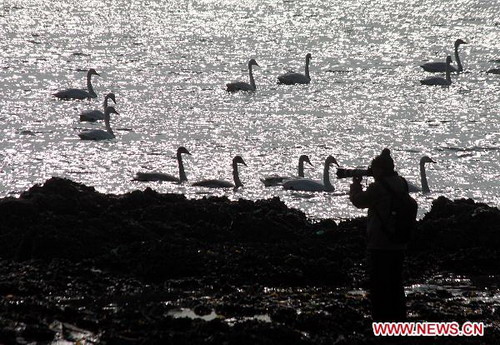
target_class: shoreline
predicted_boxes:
[1,177,499,344]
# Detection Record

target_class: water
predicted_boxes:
[0,0,498,220]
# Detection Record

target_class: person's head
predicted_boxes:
[370,148,395,180]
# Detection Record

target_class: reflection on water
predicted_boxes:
[0,0,499,219]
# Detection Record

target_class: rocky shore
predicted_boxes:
[0,177,499,344]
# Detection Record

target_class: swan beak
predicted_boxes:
[186,150,192,156]
[430,159,436,163]
[241,160,248,167]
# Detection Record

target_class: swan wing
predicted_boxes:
[277,72,310,85]
[226,82,254,92]
[192,179,234,188]
[134,172,179,182]
[54,88,94,100]
[407,181,421,193]
[420,77,451,86]
[420,62,458,73]
[78,130,114,141]
[80,110,104,122]
[283,178,325,192]
[260,175,291,187]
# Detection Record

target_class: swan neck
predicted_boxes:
[446,62,451,82]
[233,161,243,187]
[87,72,96,97]
[454,45,463,72]
[420,161,430,193]
[178,152,187,182]
[298,159,305,177]
[104,115,113,135]
[103,97,108,110]
[305,56,310,79]
[249,65,256,90]
[323,161,333,189]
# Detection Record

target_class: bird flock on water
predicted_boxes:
[51,38,499,194]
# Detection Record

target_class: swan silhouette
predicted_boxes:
[486,68,500,74]
[192,156,247,189]
[261,155,313,187]
[54,68,100,100]
[420,56,452,86]
[421,39,466,73]
[78,106,118,140]
[226,59,259,92]
[134,147,192,182]
[80,93,116,122]
[278,53,312,85]
[283,155,339,192]
[407,156,436,194]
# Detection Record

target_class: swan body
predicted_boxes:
[192,156,247,188]
[407,156,436,193]
[420,56,452,86]
[261,155,312,187]
[134,147,191,182]
[226,59,259,92]
[54,68,100,100]
[278,53,311,85]
[283,156,339,192]
[420,39,466,73]
[78,106,118,140]
[80,93,116,122]
[487,68,500,74]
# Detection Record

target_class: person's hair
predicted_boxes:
[371,148,395,174]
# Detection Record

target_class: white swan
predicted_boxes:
[134,147,192,182]
[407,156,436,194]
[421,39,466,73]
[78,106,118,140]
[277,53,312,85]
[283,155,339,192]
[420,56,452,86]
[192,156,247,189]
[80,93,116,122]
[261,155,312,187]
[226,59,259,92]
[54,68,100,100]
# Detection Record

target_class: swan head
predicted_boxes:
[299,154,313,166]
[104,106,119,116]
[88,68,100,77]
[248,59,259,68]
[306,53,312,60]
[420,156,436,164]
[177,146,192,156]
[455,39,466,47]
[325,155,339,167]
[106,92,116,104]
[233,155,247,167]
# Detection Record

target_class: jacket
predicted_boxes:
[349,174,408,251]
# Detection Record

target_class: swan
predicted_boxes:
[407,156,436,194]
[226,59,259,92]
[134,147,192,182]
[420,56,452,86]
[261,155,313,187]
[283,155,339,192]
[80,93,116,122]
[54,68,100,100]
[192,156,247,189]
[420,39,466,73]
[277,53,312,85]
[486,68,500,74]
[78,106,118,140]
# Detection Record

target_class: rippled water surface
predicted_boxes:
[0,0,499,219]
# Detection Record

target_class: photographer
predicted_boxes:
[349,148,408,321]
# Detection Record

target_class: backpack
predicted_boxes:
[376,177,418,244]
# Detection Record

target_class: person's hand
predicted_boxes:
[352,176,362,184]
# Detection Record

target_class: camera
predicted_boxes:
[336,167,373,179]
